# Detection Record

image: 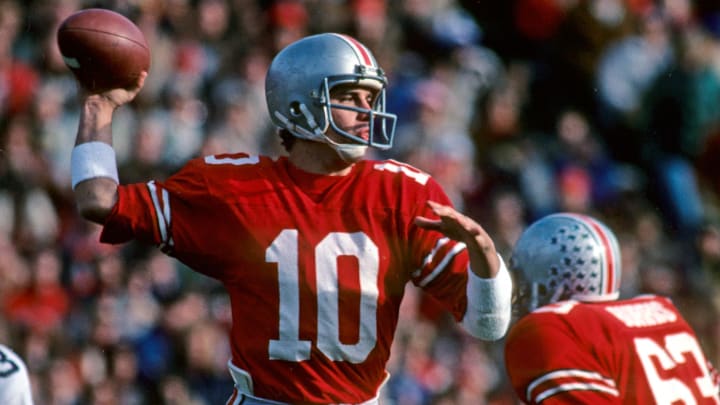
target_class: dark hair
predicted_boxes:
[279,128,296,152]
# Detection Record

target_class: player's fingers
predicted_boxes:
[426,201,465,227]
[414,216,442,230]
[134,71,148,89]
[426,200,451,215]
[123,71,146,95]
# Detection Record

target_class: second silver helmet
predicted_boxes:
[510,213,622,312]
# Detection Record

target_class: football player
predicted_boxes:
[68,33,512,404]
[505,213,720,404]
[0,344,34,405]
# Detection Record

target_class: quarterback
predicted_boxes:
[68,33,512,404]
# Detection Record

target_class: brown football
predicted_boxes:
[56,8,150,92]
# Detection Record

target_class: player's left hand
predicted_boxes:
[414,201,485,241]
[415,200,499,278]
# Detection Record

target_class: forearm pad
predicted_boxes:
[461,254,513,341]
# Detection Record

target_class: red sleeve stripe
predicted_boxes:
[225,389,240,405]
[332,33,376,68]
[527,369,618,403]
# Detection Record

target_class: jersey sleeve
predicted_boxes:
[101,156,210,245]
[504,313,621,404]
[99,181,163,246]
[100,155,240,274]
[404,174,472,322]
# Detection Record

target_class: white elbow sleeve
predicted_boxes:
[71,142,119,189]
[462,254,513,341]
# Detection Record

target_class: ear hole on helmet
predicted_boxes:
[537,284,548,297]
[289,101,302,117]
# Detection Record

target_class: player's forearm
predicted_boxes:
[76,95,116,145]
[73,178,117,223]
[72,95,120,224]
[465,232,500,279]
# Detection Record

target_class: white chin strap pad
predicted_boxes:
[333,144,368,162]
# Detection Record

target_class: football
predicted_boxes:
[56,8,150,92]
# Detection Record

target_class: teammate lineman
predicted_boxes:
[504,213,719,404]
[68,33,512,404]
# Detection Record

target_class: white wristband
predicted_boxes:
[71,142,119,189]
[462,253,513,341]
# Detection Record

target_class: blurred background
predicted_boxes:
[1,0,720,403]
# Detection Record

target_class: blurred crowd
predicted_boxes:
[2,0,720,403]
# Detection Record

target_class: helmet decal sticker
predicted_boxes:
[567,213,618,296]
[510,213,623,313]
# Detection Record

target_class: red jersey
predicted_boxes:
[100,154,473,403]
[504,295,720,404]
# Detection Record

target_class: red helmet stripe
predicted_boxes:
[569,214,617,295]
[335,33,375,67]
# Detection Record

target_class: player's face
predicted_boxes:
[327,85,377,144]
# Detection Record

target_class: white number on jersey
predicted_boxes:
[266,230,380,363]
[373,161,429,185]
[635,332,720,404]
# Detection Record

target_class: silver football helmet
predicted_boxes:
[265,33,397,159]
[510,213,622,313]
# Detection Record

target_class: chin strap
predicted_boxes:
[298,103,323,136]
[273,104,368,162]
[273,102,325,141]
[332,143,368,162]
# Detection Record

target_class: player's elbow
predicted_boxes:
[77,203,112,224]
[73,179,118,224]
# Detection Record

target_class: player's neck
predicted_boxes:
[289,140,355,176]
